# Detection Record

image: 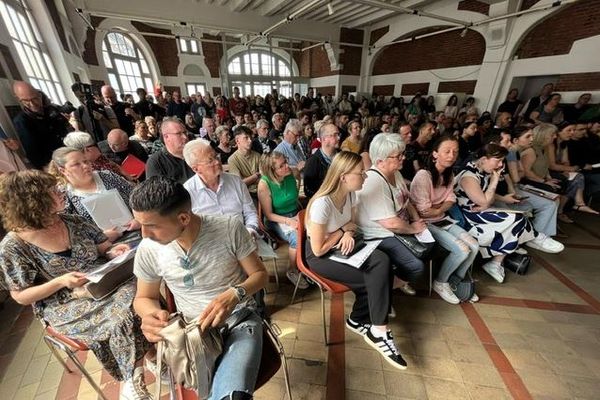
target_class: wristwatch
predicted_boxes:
[232,285,247,302]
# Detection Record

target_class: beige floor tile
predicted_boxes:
[383,371,427,399]
[411,339,452,359]
[481,316,523,334]
[406,322,446,341]
[518,370,573,399]
[287,358,326,386]
[298,309,326,326]
[564,340,600,360]
[0,375,22,400]
[35,359,64,395]
[345,347,383,370]
[542,353,597,379]
[505,307,546,322]
[345,366,386,394]
[464,382,511,400]
[270,306,301,323]
[447,340,492,365]
[474,304,513,319]
[12,381,40,400]
[422,376,469,400]
[560,375,600,399]
[19,353,51,387]
[455,361,505,388]
[492,332,530,349]
[504,349,552,375]
[254,377,285,400]
[294,323,325,343]
[292,339,327,362]
[552,323,600,343]
[346,389,387,400]
[410,356,462,382]
[2,350,32,382]
[441,325,478,344]
[33,389,59,400]
[524,336,579,359]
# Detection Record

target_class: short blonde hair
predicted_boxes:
[260,151,287,183]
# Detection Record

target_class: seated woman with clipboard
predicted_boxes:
[48,147,141,245]
[305,151,408,370]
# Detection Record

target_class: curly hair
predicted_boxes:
[0,170,59,231]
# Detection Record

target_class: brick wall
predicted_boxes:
[82,16,104,66]
[437,80,477,94]
[457,0,489,16]
[401,83,429,96]
[373,30,485,75]
[555,72,600,91]
[520,0,539,11]
[202,34,223,78]
[341,85,356,95]
[372,85,395,96]
[314,86,335,96]
[516,0,600,59]
[339,28,363,76]
[370,26,389,46]
[310,45,336,78]
[298,42,311,78]
[164,85,181,94]
[131,22,179,77]
[44,0,69,52]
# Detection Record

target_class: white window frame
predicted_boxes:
[102,31,154,97]
[186,82,206,96]
[227,50,292,97]
[0,0,66,103]
[179,38,201,54]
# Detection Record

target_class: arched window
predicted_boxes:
[102,32,153,97]
[227,51,292,98]
[0,0,66,103]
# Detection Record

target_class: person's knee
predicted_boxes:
[220,390,253,400]
[287,231,298,248]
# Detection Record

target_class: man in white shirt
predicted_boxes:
[182,138,259,236]
[131,176,268,400]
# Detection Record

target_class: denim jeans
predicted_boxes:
[378,236,425,283]
[206,311,263,400]
[496,187,558,237]
[427,223,478,283]
[266,211,298,249]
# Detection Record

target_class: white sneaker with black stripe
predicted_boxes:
[345,318,371,336]
[364,328,407,370]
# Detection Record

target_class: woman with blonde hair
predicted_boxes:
[340,120,362,154]
[257,151,309,289]
[305,151,406,370]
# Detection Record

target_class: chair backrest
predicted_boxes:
[296,210,351,294]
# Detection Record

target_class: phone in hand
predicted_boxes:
[514,195,529,200]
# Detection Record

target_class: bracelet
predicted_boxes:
[340,227,345,233]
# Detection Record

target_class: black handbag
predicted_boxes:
[503,253,531,275]
[394,234,431,258]
[448,273,475,302]
[331,233,367,259]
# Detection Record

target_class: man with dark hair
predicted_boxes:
[165,90,189,122]
[134,87,160,119]
[130,176,268,400]
[145,118,194,183]
[101,85,140,135]
[228,126,262,196]
[520,82,554,122]
[303,123,339,199]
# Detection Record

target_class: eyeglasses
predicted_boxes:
[387,153,405,160]
[179,255,195,287]
[274,160,288,169]
[197,154,221,165]
[346,171,367,178]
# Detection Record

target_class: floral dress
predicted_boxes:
[455,162,537,257]
[0,214,150,380]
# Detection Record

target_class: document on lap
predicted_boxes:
[329,240,382,269]
[86,248,136,283]
[415,228,435,243]
[81,189,134,231]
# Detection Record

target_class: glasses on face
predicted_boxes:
[346,171,367,178]
[109,141,127,149]
[197,154,221,165]
[387,152,405,160]
[179,255,195,287]
[274,160,288,170]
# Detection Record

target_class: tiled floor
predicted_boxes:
[1,212,600,400]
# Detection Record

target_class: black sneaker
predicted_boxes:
[364,329,408,370]
[345,318,371,336]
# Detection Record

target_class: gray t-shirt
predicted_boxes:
[134,215,256,319]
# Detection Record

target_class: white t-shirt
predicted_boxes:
[134,215,256,320]
[307,193,354,234]
[356,169,410,240]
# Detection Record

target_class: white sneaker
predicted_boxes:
[514,247,528,255]
[469,293,480,303]
[120,367,151,400]
[433,281,460,305]
[287,270,309,289]
[526,234,564,254]
[482,261,505,283]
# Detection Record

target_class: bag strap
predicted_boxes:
[369,168,395,204]
[155,340,164,400]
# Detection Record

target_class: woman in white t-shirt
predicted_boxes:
[305,151,407,371]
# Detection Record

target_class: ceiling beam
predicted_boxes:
[322,3,368,23]
[347,0,468,26]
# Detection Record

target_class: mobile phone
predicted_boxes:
[514,195,529,200]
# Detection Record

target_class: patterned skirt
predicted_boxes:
[41,281,151,381]
[463,210,537,258]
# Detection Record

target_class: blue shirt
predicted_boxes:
[274,140,306,167]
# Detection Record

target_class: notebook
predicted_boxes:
[121,154,145,179]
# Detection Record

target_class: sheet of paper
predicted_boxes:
[80,189,133,230]
[329,240,382,269]
[85,248,136,283]
[415,228,435,243]
[568,172,578,181]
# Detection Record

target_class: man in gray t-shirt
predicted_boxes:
[130,176,268,400]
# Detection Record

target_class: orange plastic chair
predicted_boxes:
[290,210,351,345]
[163,286,292,400]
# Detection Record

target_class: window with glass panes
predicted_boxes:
[0,0,66,103]
[102,32,154,97]
[227,51,292,97]
[179,38,200,54]
[186,83,206,96]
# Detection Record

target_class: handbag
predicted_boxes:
[394,234,431,258]
[331,232,367,259]
[447,273,475,302]
[503,252,531,275]
[85,257,135,300]
[155,312,224,399]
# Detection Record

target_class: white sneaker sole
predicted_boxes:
[526,241,564,254]
[433,286,460,305]
[345,321,370,336]
[483,265,505,283]
[364,335,407,370]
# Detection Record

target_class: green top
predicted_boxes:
[261,174,298,215]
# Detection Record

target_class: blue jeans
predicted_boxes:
[266,211,298,249]
[378,236,425,283]
[206,311,263,400]
[427,223,478,283]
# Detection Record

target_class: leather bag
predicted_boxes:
[394,234,431,258]
[448,273,475,302]
[331,232,367,259]
[156,312,224,399]
[503,253,531,275]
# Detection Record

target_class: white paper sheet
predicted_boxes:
[329,240,382,269]
[85,248,136,283]
[80,189,133,230]
[415,228,435,243]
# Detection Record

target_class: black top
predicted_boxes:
[497,99,522,116]
[145,148,194,183]
[98,139,149,165]
[568,136,600,167]
[111,101,136,135]
[251,137,277,155]
[303,149,331,199]
[166,101,190,122]
[269,128,283,141]
[402,141,429,181]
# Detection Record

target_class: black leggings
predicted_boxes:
[305,241,392,325]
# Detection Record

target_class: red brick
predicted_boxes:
[341,85,357,95]
[401,83,429,96]
[372,85,395,96]
[438,80,477,94]
[458,0,489,16]
[131,22,179,77]
[370,26,389,46]
[314,86,335,96]
[555,72,600,91]
[82,16,104,66]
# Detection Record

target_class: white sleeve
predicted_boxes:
[360,173,397,221]
[309,196,332,225]
[133,240,162,282]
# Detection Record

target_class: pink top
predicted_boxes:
[409,169,456,222]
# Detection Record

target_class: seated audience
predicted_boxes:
[184,113,198,136]
[455,143,564,283]
[252,119,277,155]
[356,134,428,296]
[183,139,258,236]
[497,88,523,118]
[456,121,478,171]
[304,123,339,199]
[98,128,148,165]
[297,124,313,159]
[563,93,592,122]
[530,93,564,125]
[101,85,139,135]
[0,170,151,399]
[258,152,308,289]
[274,119,306,172]
[130,176,267,400]
[48,147,139,242]
[410,136,479,304]
[340,121,361,154]
[228,126,262,196]
[403,122,435,181]
[130,120,155,154]
[214,126,234,166]
[145,118,194,183]
[269,113,285,141]
[444,95,459,119]
[305,151,407,369]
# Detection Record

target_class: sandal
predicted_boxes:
[558,213,574,224]
[573,204,599,215]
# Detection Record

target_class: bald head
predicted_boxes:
[107,129,129,152]
[101,85,117,106]
[13,81,43,114]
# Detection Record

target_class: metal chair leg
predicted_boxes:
[44,335,108,400]
[319,287,328,346]
[272,258,279,289]
[264,321,293,400]
[44,335,73,373]
[428,260,433,297]
[290,272,302,304]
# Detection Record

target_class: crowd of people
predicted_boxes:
[1,79,600,399]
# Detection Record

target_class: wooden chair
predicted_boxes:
[41,320,108,400]
[290,210,351,345]
[163,287,292,400]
